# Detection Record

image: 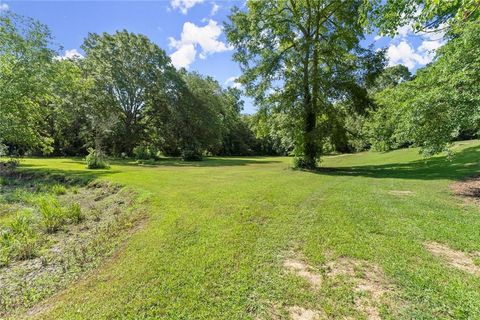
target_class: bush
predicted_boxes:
[181,148,203,161]
[51,184,67,195]
[133,145,160,160]
[293,157,317,170]
[66,202,84,223]
[0,158,20,172]
[38,197,65,233]
[4,213,39,261]
[0,229,13,266]
[85,148,110,169]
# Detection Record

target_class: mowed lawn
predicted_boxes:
[16,140,480,319]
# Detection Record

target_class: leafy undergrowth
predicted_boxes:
[0,169,145,317]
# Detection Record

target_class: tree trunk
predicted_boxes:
[301,37,317,169]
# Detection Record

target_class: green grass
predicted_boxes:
[9,140,480,319]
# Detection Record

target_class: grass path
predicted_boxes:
[14,140,480,319]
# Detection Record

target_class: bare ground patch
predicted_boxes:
[450,176,480,205]
[288,306,323,320]
[425,241,480,275]
[281,255,398,319]
[325,258,396,320]
[284,259,322,289]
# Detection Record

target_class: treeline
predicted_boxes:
[249,16,480,158]
[2,4,479,166]
[226,1,480,168]
[0,13,283,161]
[367,21,480,156]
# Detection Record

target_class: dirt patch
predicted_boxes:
[450,176,480,205]
[326,258,394,320]
[388,190,413,196]
[425,242,480,275]
[284,259,322,289]
[288,306,323,320]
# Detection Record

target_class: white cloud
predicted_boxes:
[0,3,9,12]
[386,21,446,71]
[395,24,413,39]
[168,19,231,69]
[170,0,204,14]
[418,39,443,52]
[374,35,382,41]
[387,41,430,70]
[170,44,196,69]
[210,2,220,16]
[224,76,241,89]
[56,49,84,60]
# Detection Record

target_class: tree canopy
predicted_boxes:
[0,13,54,151]
[1,2,479,165]
[226,0,383,168]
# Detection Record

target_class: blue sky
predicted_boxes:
[0,0,445,114]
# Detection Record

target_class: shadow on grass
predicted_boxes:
[61,157,282,168]
[15,164,119,186]
[316,145,480,181]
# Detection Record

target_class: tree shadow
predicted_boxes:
[90,157,283,168]
[315,145,480,181]
[14,164,119,186]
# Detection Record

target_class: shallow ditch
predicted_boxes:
[0,169,146,317]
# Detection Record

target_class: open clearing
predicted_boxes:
[4,140,480,319]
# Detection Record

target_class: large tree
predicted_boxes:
[0,13,54,152]
[42,58,95,155]
[81,31,177,155]
[368,21,480,155]
[226,0,374,168]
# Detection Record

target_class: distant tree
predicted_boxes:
[370,65,411,93]
[368,21,480,155]
[226,0,379,168]
[218,88,257,156]
[176,72,225,160]
[43,59,94,155]
[0,13,54,152]
[81,31,176,155]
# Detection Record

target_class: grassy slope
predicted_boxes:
[15,140,480,319]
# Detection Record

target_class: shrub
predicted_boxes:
[0,158,19,172]
[51,184,67,195]
[66,202,84,223]
[0,229,13,266]
[5,189,31,203]
[38,197,65,233]
[85,148,110,169]
[0,143,7,157]
[5,213,39,260]
[11,231,38,260]
[181,148,203,161]
[133,145,160,160]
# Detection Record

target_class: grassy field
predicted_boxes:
[9,140,480,319]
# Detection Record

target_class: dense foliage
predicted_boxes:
[368,21,480,155]
[0,14,54,152]
[225,0,480,165]
[0,14,273,161]
[1,1,479,165]
[226,0,382,168]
